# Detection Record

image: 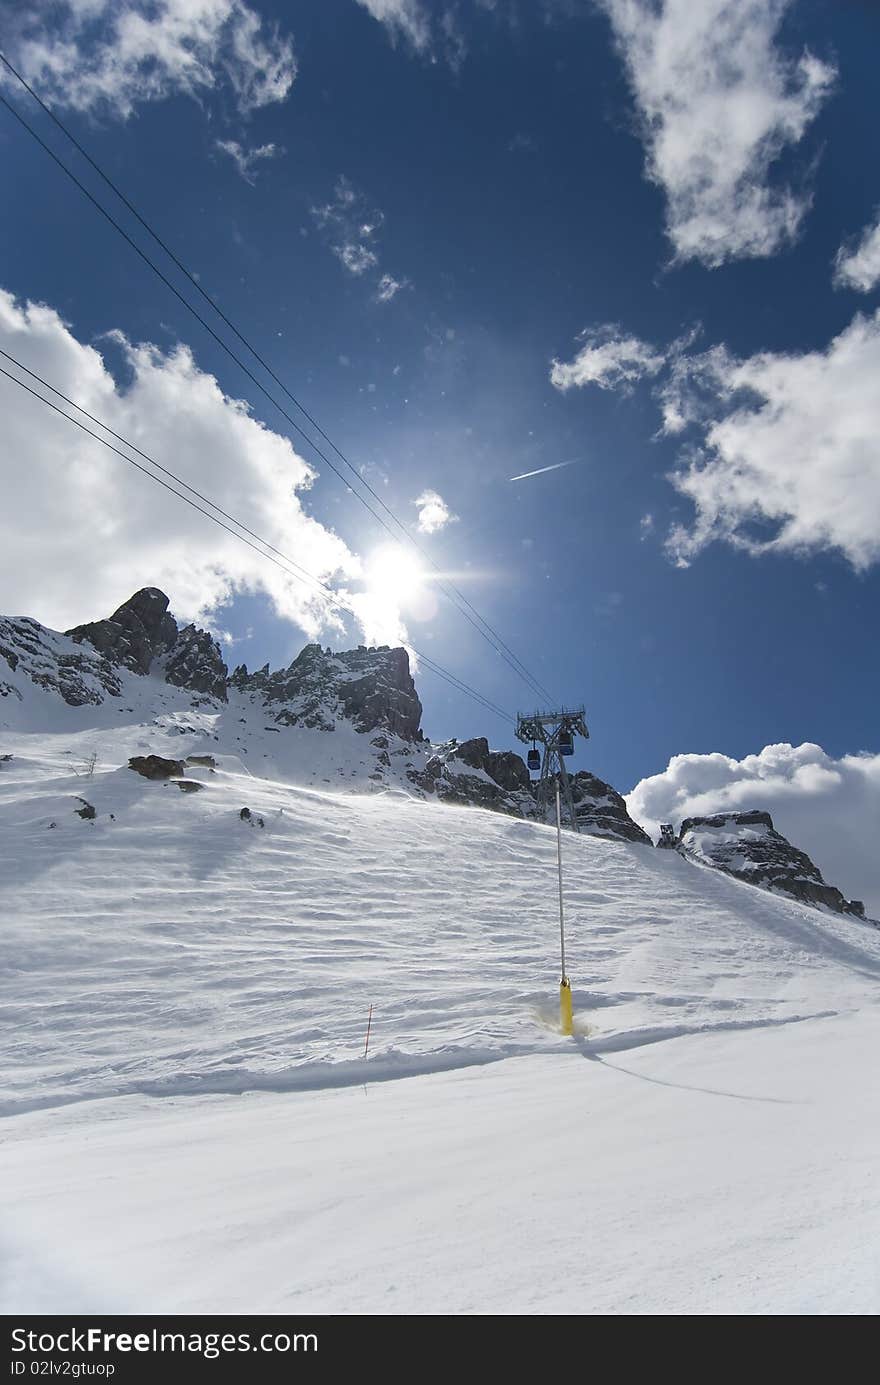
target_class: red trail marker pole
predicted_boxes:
[364,1004,373,1059]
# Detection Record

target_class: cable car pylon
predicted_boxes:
[515,706,589,832]
[516,706,589,1036]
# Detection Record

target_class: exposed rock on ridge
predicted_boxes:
[69,589,228,702]
[0,616,124,707]
[68,587,178,676]
[164,624,228,700]
[0,588,667,848]
[675,810,865,917]
[408,737,535,817]
[231,643,422,741]
[2,589,228,708]
[569,772,653,845]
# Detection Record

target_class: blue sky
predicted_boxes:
[1,0,878,795]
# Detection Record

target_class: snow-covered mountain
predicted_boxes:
[0,586,647,838]
[3,588,880,1314]
[2,587,867,917]
[672,810,866,917]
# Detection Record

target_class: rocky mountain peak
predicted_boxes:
[569,771,653,844]
[67,587,179,676]
[67,588,229,703]
[232,641,423,741]
[675,810,865,916]
[164,624,229,701]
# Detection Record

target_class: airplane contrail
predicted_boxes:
[508,457,583,482]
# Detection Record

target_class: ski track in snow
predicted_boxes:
[3,687,880,1118]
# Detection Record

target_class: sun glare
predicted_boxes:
[365,545,426,600]
[355,544,439,641]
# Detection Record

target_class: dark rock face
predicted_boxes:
[128,755,186,780]
[676,810,863,915]
[487,750,532,793]
[337,646,422,740]
[68,588,178,676]
[164,624,228,700]
[453,737,532,793]
[568,771,653,845]
[406,738,649,837]
[234,643,422,741]
[454,737,491,771]
[2,590,227,709]
[1,615,124,706]
[68,589,228,702]
[407,738,535,817]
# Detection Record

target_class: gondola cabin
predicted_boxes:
[527,748,541,773]
[558,730,574,757]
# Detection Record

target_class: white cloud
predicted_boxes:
[1,0,296,119]
[215,139,283,184]
[354,1,432,52]
[597,0,835,266]
[550,324,665,392]
[661,310,880,571]
[311,176,407,295]
[834,212,880,293]
[375,273,408,303]
[354,0,468,67]
[335,244,379,276]
[0,287,411,649]
[354,0,468,65]
[626,743,880,917]
[414,489,457,534]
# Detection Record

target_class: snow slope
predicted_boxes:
[3,689,880,1313]
[3,1010,878,1315]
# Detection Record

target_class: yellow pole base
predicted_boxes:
[560,978,573,1036]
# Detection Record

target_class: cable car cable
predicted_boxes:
[0,356,514,724]
[0,59,555,706]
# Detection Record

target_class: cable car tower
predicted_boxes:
[515,706,590,831]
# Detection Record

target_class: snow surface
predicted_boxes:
[3,1011,878,1315]
[3,670,880,1313]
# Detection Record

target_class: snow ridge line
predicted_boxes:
[0,1009,842,1119]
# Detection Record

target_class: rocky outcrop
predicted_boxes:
[69,589,228,702]
[128,755,186,780]
[675,810,864,916]
[1,616,124,706]
[409,737,534,816]
[338,646,423,741]
[2,591,228,710]
[568,771,654,845]
[407,747,651,840]
[164,624,228,700]
[68,588,178,676]
[232,643,422,741]
[453,737,532,793]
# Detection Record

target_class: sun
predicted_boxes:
[364,545,426,601]
[356,545,439,640]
